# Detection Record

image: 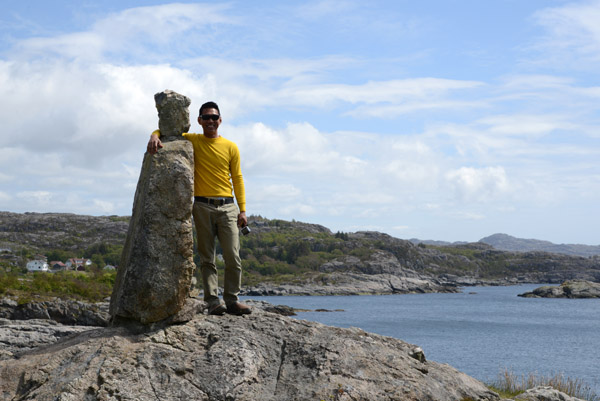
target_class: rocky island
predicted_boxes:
[518,280,600,298]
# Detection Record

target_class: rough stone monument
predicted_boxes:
[109,89,198,324]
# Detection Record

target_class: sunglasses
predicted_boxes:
[200,114,220,121]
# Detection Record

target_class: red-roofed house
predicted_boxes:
[65,258,92,270]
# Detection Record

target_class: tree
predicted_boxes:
[46,249,74,262]
[91,254,105,269]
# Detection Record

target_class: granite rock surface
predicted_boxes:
[0,308,500,401]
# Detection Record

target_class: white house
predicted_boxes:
[27,260,49,272]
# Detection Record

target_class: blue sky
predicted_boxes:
[1,0,599,244]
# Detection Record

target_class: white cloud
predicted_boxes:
[232,122,342,175]
[13,4,234,62]
[232,121,449,213]
[0,60,208,166]
[476,114,575,137]
[183,55,357,83]
[278,203,317,216]
[500,74,575,90]
[532,0,600,67]
[179,58,486,119]
[16,190,53,205]
[281,78,484,110]
[351,99,488,118]
[447,211,486,221]
[445,166,509,202]
[384,140,436,180]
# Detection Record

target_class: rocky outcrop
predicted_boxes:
[0,300,290,360]
[0,298,586,401]
[0,211,128,254]
[109,90,196,324]
[0,307,501,401]
[321,231,600,285]
[0,318,98,360]
[0,297,109,326]
[518,280,600,298]
[243,272,458,296]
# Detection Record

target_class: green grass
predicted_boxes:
[488,369,599,401]
[0,270,116,303]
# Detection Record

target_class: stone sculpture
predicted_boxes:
[109,90,197,324]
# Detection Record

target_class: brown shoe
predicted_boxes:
[208,303,227,316]
[226,302,252,316]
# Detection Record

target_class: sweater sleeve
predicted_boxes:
[230,145,246,212]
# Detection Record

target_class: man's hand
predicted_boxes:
[237,211,247,228]
[147,135,163,154]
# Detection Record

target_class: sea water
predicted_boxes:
[243,284,600,391]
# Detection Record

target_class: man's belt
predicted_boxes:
[195,196,234,206]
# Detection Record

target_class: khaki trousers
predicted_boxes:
[192,201,242,307]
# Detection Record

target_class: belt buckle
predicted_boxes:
[211,198,224,206]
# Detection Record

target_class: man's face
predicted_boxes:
[198,107,221,136]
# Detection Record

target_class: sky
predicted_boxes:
[1,0,599,245]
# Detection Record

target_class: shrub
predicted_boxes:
[1,270,116,303]
[488,368,599,401]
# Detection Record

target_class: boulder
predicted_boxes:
[109,90,196,324]
[514,386,585,401]
[0,309,500,401]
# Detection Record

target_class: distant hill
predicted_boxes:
[0,211,129,252]
[411,234,600,258]
[479,233,600,257]
[2,211,600,285]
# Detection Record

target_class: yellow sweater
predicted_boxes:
[152,130,246,212]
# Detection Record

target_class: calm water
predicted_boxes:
[243,284,600,391]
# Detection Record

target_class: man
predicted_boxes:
[147,101,251,316]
